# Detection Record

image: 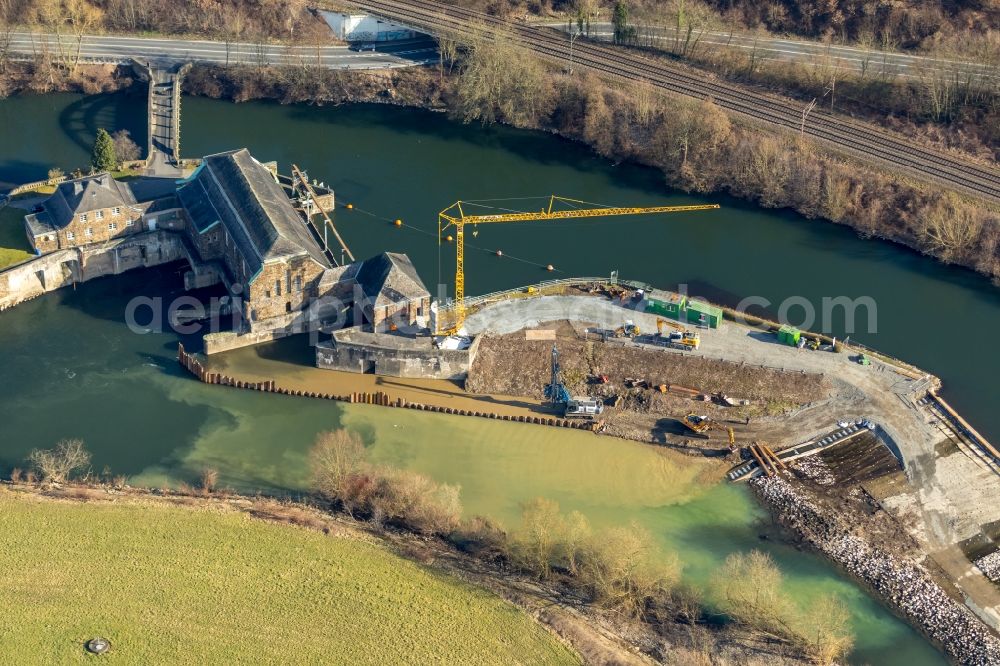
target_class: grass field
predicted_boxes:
[0,207,34,270]
[0,491,577,665]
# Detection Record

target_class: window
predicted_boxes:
[126,219,134,227]
[294,275,302,292]
[95,210,104,220]
[85,228,93,237]
[265,290,271,299]
[108,222,117,231]
[66,231,75,241]
[274,280,282,297]
[79,213,87,222]
[112,207,121,216]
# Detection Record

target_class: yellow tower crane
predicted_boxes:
[437,196,720,335]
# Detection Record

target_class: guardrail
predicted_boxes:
[438,276,610,313]
[5,176,66,197]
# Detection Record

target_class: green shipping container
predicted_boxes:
[778,325,801,346]
[645,290,686,320]
[686,300,723,329]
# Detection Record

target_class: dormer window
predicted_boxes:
[79,213,87,222]
[95,210,104,220]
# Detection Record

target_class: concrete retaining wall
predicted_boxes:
[0,231,185,311]
[315,333,481,380]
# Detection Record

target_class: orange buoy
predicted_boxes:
[546,264,554,271]
[346,203,353,209]
[446,235,454,242]
[495,249,503,257]
[394,219,402,227]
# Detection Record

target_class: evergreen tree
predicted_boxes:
[612,0,630,45]
[91,128,118,172]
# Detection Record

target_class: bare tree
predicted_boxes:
[455,22,548,127]
[797,593,854,665]
[309,429,367,507]
[65,0,102,73]
[712,550,790,636]
[111,129,141,163]
[580,523,679,618]
[920,192,984,262]
[511,497,564,578]
[369,467,461,535]
[200,467,219,494]
[28,438,92,483]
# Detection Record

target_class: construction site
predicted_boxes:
[9,129,1000,662]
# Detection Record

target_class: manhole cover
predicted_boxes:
[85,637,111,655]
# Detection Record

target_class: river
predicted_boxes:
[5,90,998,664]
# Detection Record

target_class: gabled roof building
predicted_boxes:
[24,174,146,253]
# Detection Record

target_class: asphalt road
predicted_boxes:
[7,32,438,69]
[552,22,998,82]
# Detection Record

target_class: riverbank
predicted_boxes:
[0,483,578,664]
[180,60,1000,284]
[752,475,1000,665]
[4,57,997,280]
[1,480,813,665]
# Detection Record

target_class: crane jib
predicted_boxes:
[435,199,720,335]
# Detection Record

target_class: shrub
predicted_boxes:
[579,523,680,618]
[200,468,219,494]
[370,468,462,535]
[310,429,367,508]
[27,439,91,484]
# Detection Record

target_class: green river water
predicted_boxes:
[6,90,1000,664]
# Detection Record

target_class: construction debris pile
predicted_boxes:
[753,476,1000,666]
[974,551,1000,584]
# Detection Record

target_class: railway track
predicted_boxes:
[351,0,1000,204]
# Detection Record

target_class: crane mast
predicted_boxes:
[437,196,719,335]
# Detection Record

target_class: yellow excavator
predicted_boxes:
[656,318,700,351]
[682,414,735,444]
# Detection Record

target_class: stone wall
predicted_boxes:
[316,330,481,380]
[248,255,327,322]
[0,231,187,311]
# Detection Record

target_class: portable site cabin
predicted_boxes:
[778,325,801,346]
[644,290,686,320]
[686,300,723,329]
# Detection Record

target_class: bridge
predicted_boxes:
[130,60,190,175]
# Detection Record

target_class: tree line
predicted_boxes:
[443,24,1000,280]
[305,429,854,663]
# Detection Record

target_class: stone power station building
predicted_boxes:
[21,148,433,359]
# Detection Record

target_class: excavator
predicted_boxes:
[655,318,700,351]
[681,413,735,445]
